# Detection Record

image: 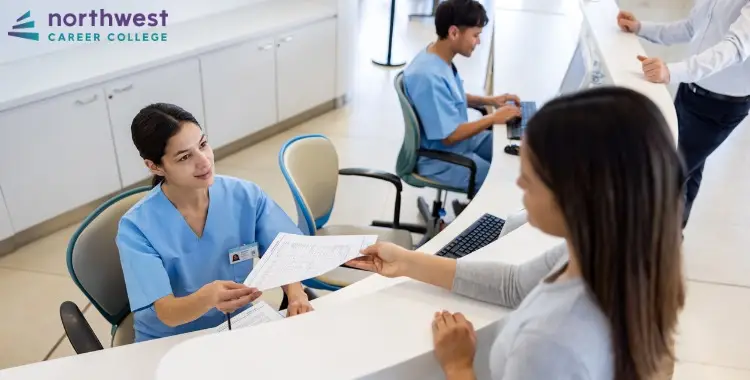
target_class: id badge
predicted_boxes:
[229,243,259,265]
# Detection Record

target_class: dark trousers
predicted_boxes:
[675,83,750,227]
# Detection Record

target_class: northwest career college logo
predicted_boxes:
[8,11,39,41]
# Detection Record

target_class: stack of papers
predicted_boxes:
[213,301,283,333]
[244,233,377,290]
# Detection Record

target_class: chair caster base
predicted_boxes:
[452,199,468,216]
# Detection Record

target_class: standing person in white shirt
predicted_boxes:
[617,1,750,228]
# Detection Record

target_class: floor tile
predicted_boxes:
[0,268,89,369]
[673,362,750,380]
[675,281,750,370]
[0,224,78,277]
[682,117,750,287]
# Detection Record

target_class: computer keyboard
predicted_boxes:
[436,213,506,259]
[507,101,538,140]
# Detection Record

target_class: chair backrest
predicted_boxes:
[278,134,339,235]
[66,186,151,326]
[393,71,423,180]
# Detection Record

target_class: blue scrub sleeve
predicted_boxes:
[249,185,304,255]
[406,73,464,141]
[116,217,173,312]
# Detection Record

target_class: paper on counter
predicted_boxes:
[213,301,283,333]
[244,233,377,291]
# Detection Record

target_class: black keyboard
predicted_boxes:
[507,101,538,140]
[436,213,506,259]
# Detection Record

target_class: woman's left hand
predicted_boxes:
[433,311,477,376]
[287,296,314,317]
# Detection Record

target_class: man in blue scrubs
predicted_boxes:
[404,0,522,194]
[117,103,313,342]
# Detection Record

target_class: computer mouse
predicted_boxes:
[504,144,520,156]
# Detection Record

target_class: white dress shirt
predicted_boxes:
[637,0,750,97]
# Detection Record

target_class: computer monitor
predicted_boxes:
[558,39,589,96]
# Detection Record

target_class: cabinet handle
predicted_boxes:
[74,94,98,105]
[258,43,274,51]
[113,84,134,94]
[280,35,293,43]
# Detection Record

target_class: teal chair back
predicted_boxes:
[393,71,424,186]
[66,186,151,341]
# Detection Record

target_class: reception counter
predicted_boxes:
[0,0,676,379]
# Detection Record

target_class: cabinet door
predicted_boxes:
[0,87,122,231]
[276,17,337,121]
[200,38,278,150]
[106,59,205,187]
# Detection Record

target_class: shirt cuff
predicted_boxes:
[667,61,690,85]
[636,21,658,40]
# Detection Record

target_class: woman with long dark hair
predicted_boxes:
[348,86,685,379]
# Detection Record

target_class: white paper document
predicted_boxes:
[213,301,283,333]
[243,233,377,290]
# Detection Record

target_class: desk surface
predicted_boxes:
[0,0,676,378]
[580,0,679,142]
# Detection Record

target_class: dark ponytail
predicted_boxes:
[130,103,201,188]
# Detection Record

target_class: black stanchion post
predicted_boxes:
[372,0,405,68]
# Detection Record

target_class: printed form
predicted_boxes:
[213,301,283,333]
[244,233,377,291]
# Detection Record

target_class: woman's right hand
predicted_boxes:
[200,280,262,313]
[346,242,413,278]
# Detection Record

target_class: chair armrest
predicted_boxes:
[469,105,488,116]
[60,301,104,354]
[339,168,404,227]
[417,149,477,198]
[418,149,476,170]
[338,168,402,193]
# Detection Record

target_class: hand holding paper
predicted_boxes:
[244,233,377,290]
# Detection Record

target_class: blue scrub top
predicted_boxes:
[116,175,302,342]
[403,47,477,156]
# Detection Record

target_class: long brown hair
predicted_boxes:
[524,86,685,379]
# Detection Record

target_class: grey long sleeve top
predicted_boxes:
[452,243,614,380]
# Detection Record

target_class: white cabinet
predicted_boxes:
[275,17,337,121]
[0,14,344,236]
[0,87,122,231]
[200,38,278,149]
[106,59,205,187]
[0,189,14,240]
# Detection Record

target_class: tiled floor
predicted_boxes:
[1,0,749,378]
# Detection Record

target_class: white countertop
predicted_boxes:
[0,0,337,113]
[155,224,563,380]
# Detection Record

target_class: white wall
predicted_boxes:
[336,0,359,101]
[0,0,264,65]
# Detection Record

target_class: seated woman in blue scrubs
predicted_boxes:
[116,102,313,342]
[404,0,522,193]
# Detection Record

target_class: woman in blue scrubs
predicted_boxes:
[116,103,313,342]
